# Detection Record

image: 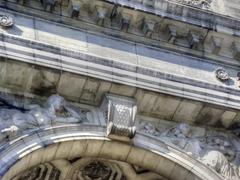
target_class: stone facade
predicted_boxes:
[0,0,240,179]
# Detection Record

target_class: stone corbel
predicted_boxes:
[100,94,137,142]
[68,0,81,18]
[41,0,58,13]
[142,19,156,38]
[210,36,223,55]
[187,31,201,50]
[94,5,108,26]
[166,24,177,44]
[232,42,240,61]
[119,13,132,32]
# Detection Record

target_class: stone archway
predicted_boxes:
[1,124,222,180]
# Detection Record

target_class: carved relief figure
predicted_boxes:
[138,121,240,180]
[0,94,88,141]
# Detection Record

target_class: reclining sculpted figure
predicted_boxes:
[0,94,86,141]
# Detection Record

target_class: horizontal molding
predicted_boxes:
[1,33,240,110]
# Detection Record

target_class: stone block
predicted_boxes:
[68,140,88,159]
[57,72,86,101]
[54,141,73,160]
[99,141,132,161]
[94,5,108,26]
[151,94,181,120]
[232,42,240,61]
[173,100,203,123]
[155,158,175,178]
[126,146,146,166]
[195,106,224,125]
[80,78,100,103]
[210,36,223,55]
[187,31,200,49]
[169,164,189,180]
[221,111,237,128]
[166,24,177,43]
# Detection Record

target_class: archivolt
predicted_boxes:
[0,124,222,180]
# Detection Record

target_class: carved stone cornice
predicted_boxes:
[1,1,240,65]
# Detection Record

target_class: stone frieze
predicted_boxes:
[137,120,240,180]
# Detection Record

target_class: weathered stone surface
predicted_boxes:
[138,120,240,180]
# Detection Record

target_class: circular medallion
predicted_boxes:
[215,68,229,82]
[0,15,13,28]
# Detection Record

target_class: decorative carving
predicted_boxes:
[215,68,229,82]
[0,15,13,28]
[119,13,132,32]
[138,121,240,180]
[0,94,89,142]
[95,6,108,26]
[82,161,111,180]
[69,0,81,18]
[100,94,137,141]
[175,0,213,9]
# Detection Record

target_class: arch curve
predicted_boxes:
[0,124,222,180]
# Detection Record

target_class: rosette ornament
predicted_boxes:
[0,15,13,28]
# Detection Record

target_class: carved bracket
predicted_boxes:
[166,24,177,44]
[100,94,137,141]
[142,19,156,38]
[69,0,81,18]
